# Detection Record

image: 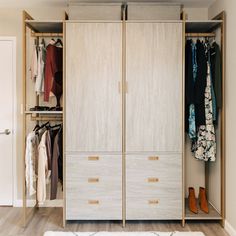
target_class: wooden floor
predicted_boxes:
[0,207,229,236]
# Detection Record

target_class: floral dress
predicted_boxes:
[192,62,216,162]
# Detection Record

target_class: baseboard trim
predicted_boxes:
[13,199,63,207]
[225,220,236,236]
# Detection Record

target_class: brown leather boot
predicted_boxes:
[188,187,198,214]
[199,187,209,214]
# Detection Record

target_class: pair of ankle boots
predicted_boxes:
[188,187,209,214]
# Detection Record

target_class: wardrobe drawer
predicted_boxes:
[126,154,182,182]
[66,154,122,178]
[66,154,122,220]
[66,195,122,220]
[126,195,182,220]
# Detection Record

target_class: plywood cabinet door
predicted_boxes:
[66,23,122,152]
[126,23,183,152]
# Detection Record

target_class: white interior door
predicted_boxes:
[0,38,15,205]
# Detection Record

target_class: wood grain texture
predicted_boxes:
[0,207,229,236]
[126,154,182,219]
[66,22,122,152]
[66,155,122,220]
[126,22,183,152]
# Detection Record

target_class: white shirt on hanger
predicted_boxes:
[25,132,39,196]
[35,44,46,95]
[37,130,51,204]
[30,44,38,81]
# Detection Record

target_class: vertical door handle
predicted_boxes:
[118,82,128,93]
[0,129,11,135]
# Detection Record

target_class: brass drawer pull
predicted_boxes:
[148,156,159,161]
[149,200,159,205]
[148,178,159,183]
[88,156,99,161]
[88,178,99,183]
[88,200,99,205]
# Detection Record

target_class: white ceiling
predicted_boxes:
[0,0,216,8]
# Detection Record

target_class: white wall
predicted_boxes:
[209,0,236,233]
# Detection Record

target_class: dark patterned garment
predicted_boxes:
[192,63,216,162]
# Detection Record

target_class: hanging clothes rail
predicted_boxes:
[31,32,63,37]
[185,33,216,37]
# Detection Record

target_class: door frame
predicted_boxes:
[0,37,17,206]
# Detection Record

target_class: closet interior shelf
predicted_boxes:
[185,20,223,33]
[185,198,222,220]
[25,20,63,33]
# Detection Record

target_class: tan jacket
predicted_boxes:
[37,131,51,204]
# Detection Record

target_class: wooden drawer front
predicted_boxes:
[126,196,182,220]
[126,154,182,219]
[66,155,122,220]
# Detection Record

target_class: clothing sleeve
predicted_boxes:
[35,47,44,94]
[25,134,37,196]
[44,45,55,102]
[37,133,49,204]
[215,44,222,108]
[50,133,59,200]
[45,131,52,171]
[195,42,207,104]
[185,40,194,105]
[30,46,38,80]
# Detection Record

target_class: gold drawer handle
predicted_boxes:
[88,156,99,161]
[148,156,159,161]
[88,178,99,183]
[148,178,159,183]
[149,200,159,205]
[88,200,99,205]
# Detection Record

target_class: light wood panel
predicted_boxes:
[126,154,182,219]
[66,155,122,220]
[66,22,122,152]
[126,22,183,152]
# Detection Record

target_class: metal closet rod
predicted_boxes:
[31,32,63,37]
[185,33,216,37]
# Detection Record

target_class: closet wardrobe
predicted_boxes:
[65,21,183,221]
[22,5,225,228]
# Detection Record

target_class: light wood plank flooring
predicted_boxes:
[0,207,229,236]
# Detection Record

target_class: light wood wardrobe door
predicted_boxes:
[126,23,183,152]
[66,23,122,152]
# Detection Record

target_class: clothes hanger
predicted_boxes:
[49,38,55,45]
[41,38,45,47]
[54,38,63,47]
[49,123,62,130]
[35,121,50,132]
[33,124,40,131]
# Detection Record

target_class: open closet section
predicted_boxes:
[22,11,66,226]
[183,12,225,225]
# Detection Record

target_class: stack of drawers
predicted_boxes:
[66,155,122,220]
[126,154,182,220]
